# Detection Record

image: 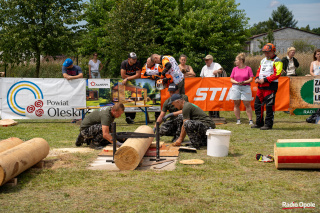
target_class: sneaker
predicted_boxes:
[251,124,261,129]
[75,133,84,146]
[236,119,241,124]
[260,125,272,130]
[249,120,254,125]
[126,117,134,124]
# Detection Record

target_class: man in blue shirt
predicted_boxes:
[62,58,83,80]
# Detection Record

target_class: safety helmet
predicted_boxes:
[156,79,165,90]
[262,43,276,52]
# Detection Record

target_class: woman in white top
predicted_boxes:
[178,54,196,78]
[310,49,320,76]
[88,53,103,78]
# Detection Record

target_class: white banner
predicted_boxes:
[88,79,110,88]
[0,78,86,119]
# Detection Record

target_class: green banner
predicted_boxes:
[293,108,319,115]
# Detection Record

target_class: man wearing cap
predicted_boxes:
[62,58,83,80]
[200,55,224,118]
[252,43,282,130]
[120,52,142,124]
[150,54,185,94]
[154,83,188,141]
[76,103,125,149]
[170,94,216,149]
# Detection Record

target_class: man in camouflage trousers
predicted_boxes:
[76,103,125,149]
[154,83,188,142]
[170,94,216,149]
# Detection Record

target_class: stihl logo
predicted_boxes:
[194,88,231,101]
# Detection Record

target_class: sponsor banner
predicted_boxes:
[161,77,290,111]
[289,76,320,115]
[0,78,86,119]
[86,78,161,112]
[88,79,110,88]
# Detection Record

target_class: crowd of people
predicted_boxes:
[62,45,320,149]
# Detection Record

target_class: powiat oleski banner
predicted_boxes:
[0,78,86,119]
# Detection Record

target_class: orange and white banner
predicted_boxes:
[161,77,290,111]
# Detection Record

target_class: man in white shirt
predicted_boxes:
[200,55,223,77]
[200,55,223,118]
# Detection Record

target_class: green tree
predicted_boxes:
[300,24,311,32]
[257,30,275,51]
[165,0,249,74]
[143,82,153,94]
[311,27,320,35]
[102,0,158,78]
[79,0,115,56]
[249,19,277,36]
[0,0,82,78]
[270,4,297,28]
[292,40,315,53]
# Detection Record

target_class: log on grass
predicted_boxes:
[0,138,50,186]
[0,137,23,154]
[115,125,154,170]
[274,139,320,169]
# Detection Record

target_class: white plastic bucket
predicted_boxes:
[206,129,231,157]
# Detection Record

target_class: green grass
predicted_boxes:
[0,112,320,212]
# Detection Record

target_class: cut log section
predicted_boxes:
[114,125,154,170]
[274,139,320,169]
[0,138,23,154]
[0,138,50,186]
[0,119,18,127]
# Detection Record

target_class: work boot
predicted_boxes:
[251,124,261,129]
[260,125,272,130]
[75,133,84,146]
[126,117,134,124]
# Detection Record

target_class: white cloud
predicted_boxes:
[269,0,280,8]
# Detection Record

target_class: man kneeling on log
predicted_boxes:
[170,94,216,149]
[76,103,125,149]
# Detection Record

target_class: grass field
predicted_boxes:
[0,111,319,212]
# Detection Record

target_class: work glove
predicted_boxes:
[153,127,156,133]
[116,141,123,146]
[162,113,174,122]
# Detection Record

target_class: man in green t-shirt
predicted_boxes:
[76,103,125,148]
[154,83,188,142]
[170,94,215,149]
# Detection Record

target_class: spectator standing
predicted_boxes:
[120,52,142,124]
[230,53,254,125]
[252,43,283,130]
[281,47,299,76]
[310,49,320,76]
[200,55,224,118]
[178,54,196,78]
[62,58,83,80]
[151,54,185,94]
[88,53,103,78]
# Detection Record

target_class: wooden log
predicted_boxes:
[0,138,50,186]
[0,137,23,154]
[274,139,320,169]
[114,125,154,170]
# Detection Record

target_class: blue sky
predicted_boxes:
[235,0,320,29]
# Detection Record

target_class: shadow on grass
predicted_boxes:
[273,127,313,131]
[229,153,243,157]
